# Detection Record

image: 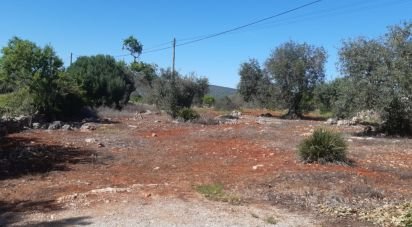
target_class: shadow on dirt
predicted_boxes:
[0,136,102,181]
[25,216,93,226]
[0,200,93,226]
[258,113,329,122]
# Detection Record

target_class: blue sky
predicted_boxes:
[1,0,411,88]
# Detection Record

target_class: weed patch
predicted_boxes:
[195,183,242,205]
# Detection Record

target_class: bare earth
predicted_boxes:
[1,109,411,226]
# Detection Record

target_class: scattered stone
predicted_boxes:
[154,120,161,123]
[80,123,97,132]
[252,164,264,170]
[97,142,105,148]
[153,167,160,170]
[62,124,72,131]
[151,133,157,137]
[32,122,41,129]
[325,118,338,125]
[142,110,152,115]
[337,119,354,126]
[85,138,96,143]
[231,110,242,118]
[48,121,63,130]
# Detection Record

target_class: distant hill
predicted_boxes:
[208,85,237,99]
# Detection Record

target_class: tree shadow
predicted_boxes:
[0,135,106,226]
[258,112,328,121]
[25,216,93,226]
[0,200,64,226]
[0,136,108,180]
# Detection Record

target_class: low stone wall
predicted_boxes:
[0,116,32,137]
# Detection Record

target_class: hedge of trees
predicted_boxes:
[238,22,412,135]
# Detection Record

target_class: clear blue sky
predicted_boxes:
[1,0,411,88]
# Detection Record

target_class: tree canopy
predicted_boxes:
[123,36,143,62]
[67,55,135,109]
[266,41,326,118]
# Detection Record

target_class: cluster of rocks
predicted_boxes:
[214,111,242,125]
[0,115,32,137]
[325,118,357,126]
[325,110,382,127]
[0,115,102,137]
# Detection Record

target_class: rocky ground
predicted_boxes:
[0,108,411,226]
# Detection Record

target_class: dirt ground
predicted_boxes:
[1,108,411,226]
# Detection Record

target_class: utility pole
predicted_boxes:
[70,52,73,66]
[172,38,176,80]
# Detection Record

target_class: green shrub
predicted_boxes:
[0,89,35,117]
[178,108,199,121]
[202,95,215,107]
[298,128,347,163]
[67,55,135,110]
[381,96,411,136]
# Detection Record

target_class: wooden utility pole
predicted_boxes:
[172,38,176,80]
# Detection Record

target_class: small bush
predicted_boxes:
[178,108,199,121]
[381,97,411,136]
[298,128,347,163]
[202,95,215,107]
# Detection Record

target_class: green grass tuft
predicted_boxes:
[298,128,348,164]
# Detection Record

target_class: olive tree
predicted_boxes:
[266,41,326,118]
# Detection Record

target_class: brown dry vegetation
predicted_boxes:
[1,108,411,226]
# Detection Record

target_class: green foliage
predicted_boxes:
[202,95,215,107]
[266,41,326,118]
[298,128,347,164]
[195,183,242,205]
[238,59,274,108]
[149,69,209,118]
[330,22,412,135]
[130,61,157,88]
[195,183,225,200]
[123,36,143,62]
[0,37,84,118]
[238,58,263,102]
[338,38,393,113]
[177,108,200,121]
[381,96,411,136]
[0,89,35,116]
[67,55,135,110]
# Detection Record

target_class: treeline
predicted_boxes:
[0,36,209,120]
[237,22,412,135]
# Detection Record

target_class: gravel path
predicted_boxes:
[13,197,317,227]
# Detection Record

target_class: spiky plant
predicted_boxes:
[298,128,347,163]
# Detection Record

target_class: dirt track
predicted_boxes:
[1,110,411,226]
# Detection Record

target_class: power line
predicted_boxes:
[136,0,322,55]
[176,0,322,47]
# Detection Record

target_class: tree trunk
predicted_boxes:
[283,95,303,119]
